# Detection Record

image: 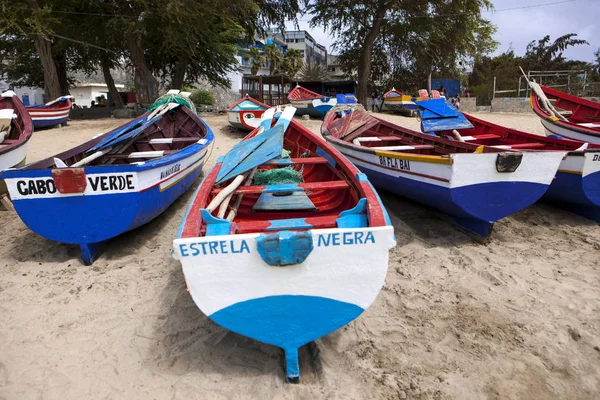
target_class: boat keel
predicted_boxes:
[80,242,106,265]
[284,347,300,383]
[451,216,494,237]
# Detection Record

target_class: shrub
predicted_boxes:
[189,89,215,105]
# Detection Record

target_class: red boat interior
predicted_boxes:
[0,97,31,151]
[323,109,489,155]
[445,114,598,151]
[324,108,597,154]
[25,106,209,169]
[184,120,367,237]
[534,86,600,126]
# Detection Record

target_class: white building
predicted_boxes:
[0,81,44,106]
[70,83,125,108]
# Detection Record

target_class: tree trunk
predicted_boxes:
[126,30,158,105]
[25,0,62,101]
[171,57,188,89]
[428,71,432,93]
[356,2,387,106]
[54,49,71,96]
[100,53,124,108]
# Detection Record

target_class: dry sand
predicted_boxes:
[0,111,599,400]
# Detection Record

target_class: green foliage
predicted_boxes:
[263,44,284,75]
[307,0,498,103]
[468,34,594,101]
[189,89,215,105]
[281,48,304,78]
[243,47,265,75]
[299,63,329,81]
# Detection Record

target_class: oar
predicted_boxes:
[215,107,280,218]
[225,105,297,222]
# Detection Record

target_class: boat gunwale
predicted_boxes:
[1,106,214,178]
[0,95,34,157]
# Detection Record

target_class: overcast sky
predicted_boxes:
[286,0,598,63]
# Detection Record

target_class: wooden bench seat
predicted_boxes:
[211,180,349,196]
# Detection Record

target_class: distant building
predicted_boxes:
[70,83,125,108]
[0,81,44,106]
[327,55,348,79]
[266,29,327,67]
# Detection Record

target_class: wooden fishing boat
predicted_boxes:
[321,105,566,236]
[226,95,269,131]
[383,88,421,115]
[26,96,72,129]
[172,106,395,383]
[1,97,214,264]
[530,84,600,143]
[0,91,33,197]
[438,113,600,222]
[287,85,336,118]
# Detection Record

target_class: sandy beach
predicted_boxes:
[1,111,599,399]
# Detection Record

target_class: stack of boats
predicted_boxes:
[0,84,598,383]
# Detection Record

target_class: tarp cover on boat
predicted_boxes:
[417,99,473,132]
[216,124,285,184]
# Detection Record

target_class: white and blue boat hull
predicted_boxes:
[3,136,212,264]
[325,142,565,236]
[173,225,394,380]
[543,152,600,221]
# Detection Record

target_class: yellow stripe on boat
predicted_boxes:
[557,169,583,175]
[373,150,453,164]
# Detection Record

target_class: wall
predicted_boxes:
[490,97,533,113]
[459,97,476,112]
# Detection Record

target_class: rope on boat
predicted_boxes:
[519,66,568,122]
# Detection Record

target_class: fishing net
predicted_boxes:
[253,166,303,186]
[148,93,197,114]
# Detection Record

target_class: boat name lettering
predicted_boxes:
[88,175,135,192]
[378,156,410,171]
[593,154,600,161]
[16,179,56,196]
[179,240,250,257]
[161,164,181,179]
[317,231,375,247]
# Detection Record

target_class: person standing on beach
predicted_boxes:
[372,92,379,112]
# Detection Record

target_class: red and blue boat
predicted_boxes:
[439,112,600,222]
[2,97,214,264]
[226,95,269,131]
[530,84,600,143]
[26,96,73,129]
[287,85,354,118]
[322,103,566,236]
[173,105,395,382]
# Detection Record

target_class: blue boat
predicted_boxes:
[2,98,214,264]
[26,96,73,130]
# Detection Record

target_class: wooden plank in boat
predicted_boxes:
[211,180,349,196]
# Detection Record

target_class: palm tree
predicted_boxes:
[281,48,304,78]
[298,63,329,81]
[243,47,265,75]
[263,44,284,75]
